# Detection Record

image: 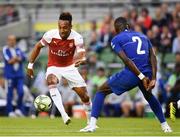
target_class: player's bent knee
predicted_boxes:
[47,74,58,85]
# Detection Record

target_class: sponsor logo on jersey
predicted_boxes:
[50,50,70,56]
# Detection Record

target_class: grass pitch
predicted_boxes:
[0,117,179,136]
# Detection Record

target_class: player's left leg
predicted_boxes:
[72,87,92,124]
[62,66,91,124]
[138,83,172,132]
[15,77,24,117]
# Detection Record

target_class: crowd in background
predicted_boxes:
[0,2,180,118]
[0,5,19,26]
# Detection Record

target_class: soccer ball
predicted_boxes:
[34,95,52,111]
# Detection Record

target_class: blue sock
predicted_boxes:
[147,95,166,123]
[91,91,106,118]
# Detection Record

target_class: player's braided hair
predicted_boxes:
[59,12,72,24]
[114,17,130,32]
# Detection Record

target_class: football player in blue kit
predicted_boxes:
[80,17,172,133]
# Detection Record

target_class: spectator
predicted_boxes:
[2,35,26,117]
[5,5,19,23]
[161,3,173,25]
[166,63,180,94]
[0,5,6,25]
[165,63,180,117]
[0,75,6,115]
[92,66,107,96]
[87,51,103,75]
[130,8,138,26]
[79,66,94,99]
[85,20,99,47]
[175,52,180,63]
[151,25,161,49]
[141,8,152,30]
[133,24,143,33]
[104,92,132,117]
[100,23,114,50]
[160,25,173,53]
[121,9,129,20]
[88,31,103,53]
[153,7,165,28]
[32,66,48,96]
[100,13,114,35]
[172,27,180,53]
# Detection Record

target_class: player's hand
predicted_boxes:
[15,56,22,62]
[75,60,83,67]
[147,79,156,91]
[27,68,34,78]
[142,77,150,91]
[74,59,86,67]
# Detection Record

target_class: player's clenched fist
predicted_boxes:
[142,77,150,91]
[147,79,156,91]
[27,63,34,78]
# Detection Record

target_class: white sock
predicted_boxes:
[89,117,97,127]
[49,85,68,118]
[83,101,92,124]
[161,121,169,128]
[177,100,180,109]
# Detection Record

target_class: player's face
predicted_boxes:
[7,35,16,47]
[58,20,72,39]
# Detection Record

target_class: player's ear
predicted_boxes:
[126,24,129,29]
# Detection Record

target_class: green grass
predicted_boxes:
[0,117,179,136]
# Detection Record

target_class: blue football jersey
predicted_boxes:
[3,46,26,78]
[111,30,152,73]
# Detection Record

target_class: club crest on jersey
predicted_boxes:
[53,40,57,45]
[69,43,74,48]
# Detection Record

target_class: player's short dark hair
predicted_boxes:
[59,12,72,24]
[114,17,129,32]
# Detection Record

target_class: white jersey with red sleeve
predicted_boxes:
[40,29,85,67]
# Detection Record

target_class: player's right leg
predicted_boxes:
[46,72,70,125]
[80,82,112,132]
[80,69,138,132]
[6,79,16,117]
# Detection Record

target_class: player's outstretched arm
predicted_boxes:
[27,41,44,78]
[147,48,157,90]
[118,50,150,90]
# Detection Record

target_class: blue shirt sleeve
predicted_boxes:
[147,39,153,49]
[2,47,10,61]
[16,48,26,62]
[111,37,123,54]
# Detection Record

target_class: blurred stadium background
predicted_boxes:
[0,0,180,126]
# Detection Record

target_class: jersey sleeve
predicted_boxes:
[147,39,153,49]
[2,47,10,61]
[75,35,85,53]
[40,31,52,46]
[16,48,26,61]
[111,37,123,54]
